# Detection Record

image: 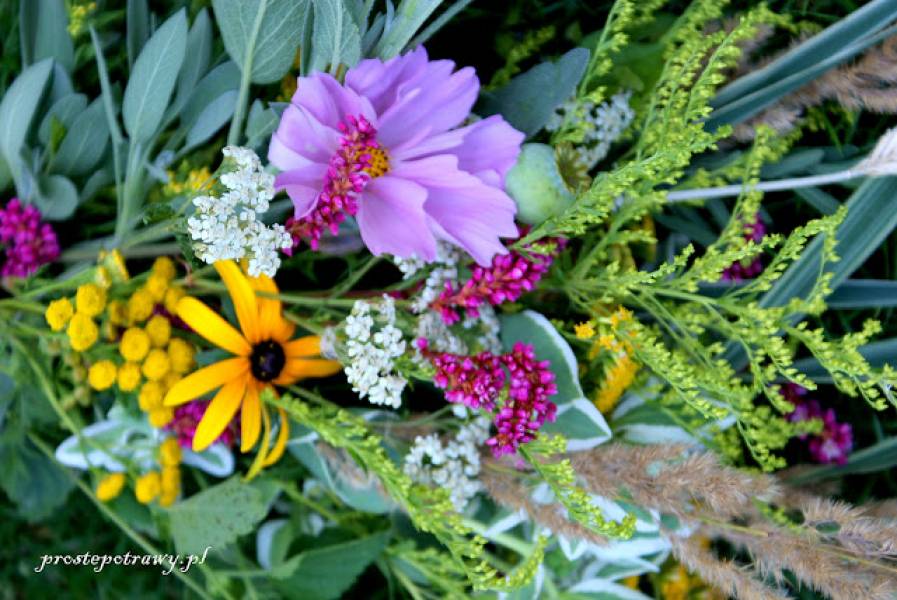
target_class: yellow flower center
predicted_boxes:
[363,146,390,178]
[250,340,286,382]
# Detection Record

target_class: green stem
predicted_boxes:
[460,518,534,557]
[226,0,269,145]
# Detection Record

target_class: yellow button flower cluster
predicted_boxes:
[95,472,126,502]
[135,437,183,507]
[46,283,108,352]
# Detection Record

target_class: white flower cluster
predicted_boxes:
[393,242,462,314]
[403,417,491,511]
[343,296,407,409]
[187,146,292,277]
[546,91,635,169]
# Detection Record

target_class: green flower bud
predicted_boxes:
[505,144,574,225]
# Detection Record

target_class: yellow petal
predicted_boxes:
[241,382,261,452]
[215,260,261,344]
[192,376,247,452]
[285,336,321,358]
[274,358,342,385]
[245,403,272,480]
[249,274,282,341]
[164,358,249,406]
[177,297,250,356]
[263,408,290,467]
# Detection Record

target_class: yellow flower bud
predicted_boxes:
[75,283,107,318]
[120,327,151,362]
[145,315,171,348]
[117,362,142,392]
[87,360,118,391]
[152,256,177,281]
[95,472,126,502]
[163,286,185,315]
[142,349,171,381]
[67,313,99,352]
[127,288,155,324]
[135,471,160,504]
[144,273,169,303]
[107,300,128,326]
[138,381,165,411]
[159,438,182,467]
[167,337,195,374]
[45,298,74,332]
[148,407,174,428]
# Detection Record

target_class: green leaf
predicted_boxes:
[245,100,280,151]
[373,0,442,59]
[826,279,897,309]
[53,99,110,176]
[185,90,237,149]
[788,436,897,483]
[122,9,188,143]
[181,61,241,128]
[0,58,54,168]
[0,434,73,522]
[272,532,389,599]
[500,310,612,449]
[479,48,590,137]
[34,174,78,220]
[173,8,213,110]
[126,0,150,69]
[309,0,362,74]
[256,519,293,570]
[709,0,897,127]
[795,187,840,215]
[212,0,309,84]
[19,0,74,73]
[38,93,87,147]
[167,477,270,555]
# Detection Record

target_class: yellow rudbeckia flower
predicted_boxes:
[164,261,340,474]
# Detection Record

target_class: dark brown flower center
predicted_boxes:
[250,340,286,382]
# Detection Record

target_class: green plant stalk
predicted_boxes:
[227,0,269,145]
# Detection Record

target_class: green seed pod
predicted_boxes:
[505,143,575,225]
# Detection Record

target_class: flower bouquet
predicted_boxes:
[3,0,897,598]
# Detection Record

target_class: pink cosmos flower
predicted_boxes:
[269,46,524,266]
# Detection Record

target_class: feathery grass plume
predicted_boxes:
[269,392,543,592]
[480,460,612,546]
[520,434,638,539]
[735,35,897,141]
[790,497,897,558]
[668,535,791,600]
[569,444,779,519]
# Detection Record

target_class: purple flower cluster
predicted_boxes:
[0,198,59,277]
[783,383,853,465]
[432,237,563,325]
[420,339,558,456]
[283,115,379,252]
[166,400,237,449]
[722,213,766,281]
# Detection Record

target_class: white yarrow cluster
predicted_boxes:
[187,146,292,277]
[343,296,407,409]
[546,91,635,169]
[403,417,491,511]
[392,243,462,314]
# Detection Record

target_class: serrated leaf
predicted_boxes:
[19,0,74,73]
[123,9,188,143]
[53,99,109,176]
[272,532,389,599]
[212,0,309,84]
[479,48,589,137]
[168,477,269,555]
